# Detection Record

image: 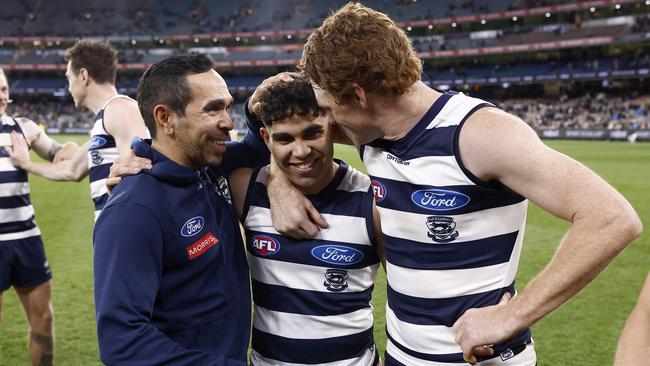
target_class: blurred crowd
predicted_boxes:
[7,93,649,134]
[499,93,650,130]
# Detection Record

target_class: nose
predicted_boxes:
[292,140,311,159]
[219,111,234,132]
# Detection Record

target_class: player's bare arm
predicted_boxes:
[614,271,650,365]
[13,117,66,162]
[372,201,386,269]
[228,167,254,221]
[452,107,643,363]
[8,133,90,181]
[102,98,149,155]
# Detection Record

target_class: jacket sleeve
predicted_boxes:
[93,202,247,366]
[220,97,270,176]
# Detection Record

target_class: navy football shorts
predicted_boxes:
[0,235,52,292]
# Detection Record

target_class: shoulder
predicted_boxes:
[103,97,142,127]
[339,164,371,193]
[14,117,42,143]
[458,106,538,180]
[103,173,164,214]
[14,116,39,132]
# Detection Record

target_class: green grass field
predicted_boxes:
[0,137,648,365]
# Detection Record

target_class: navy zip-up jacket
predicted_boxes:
[94,139,255,366]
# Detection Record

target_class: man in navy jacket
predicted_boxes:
[93,54,265,365]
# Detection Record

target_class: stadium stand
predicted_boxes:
[0,0,648,141]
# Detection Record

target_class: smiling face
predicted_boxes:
[172,70,234,169]
[0,71,9,116]
[261,113,336,195]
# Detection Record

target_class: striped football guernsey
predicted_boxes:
[243,161,381,366]
[88,95,135,221]
[0,115,41,240]
[361,91,533,365]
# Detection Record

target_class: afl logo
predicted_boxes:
[252,235,280,256]
[181,216,204,237]
[411,189,470,211]
[89,136,107,149]
[311,245,363,265]
[371,180,386,203]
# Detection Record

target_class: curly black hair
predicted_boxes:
[253,72,324,126]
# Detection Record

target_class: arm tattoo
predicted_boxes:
[46,141,62,161]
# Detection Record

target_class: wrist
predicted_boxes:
[505,296,532,334]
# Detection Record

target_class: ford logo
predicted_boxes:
[90,136,107,149]
[411,189,470,211]
[252,235,280,256]
[181,216,204,237]
[311,245,364,265]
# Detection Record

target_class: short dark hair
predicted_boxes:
[136,54,215,139]
[253,72,323,127]
[64,40,118,85]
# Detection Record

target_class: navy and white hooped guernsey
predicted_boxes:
[0,115,41,241]
[362,92,533,365]
[243,161,381,366]
[88,94,135,221]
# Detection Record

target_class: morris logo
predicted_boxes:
[411,189,470,211]
[371,180,386,203]
[311,245,363,265]
[252,235,280,256]
[181,216,204,237]
[90,136,107,149]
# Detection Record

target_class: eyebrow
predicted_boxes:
[271,132,292,140]
[202,98,233,112]
[303,125,323,134]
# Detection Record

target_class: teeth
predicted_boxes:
[294,160,315,169]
